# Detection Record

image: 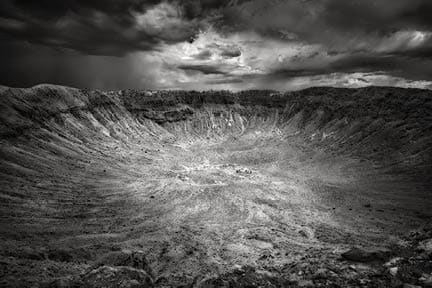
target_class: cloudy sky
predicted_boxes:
[1,0,432,90]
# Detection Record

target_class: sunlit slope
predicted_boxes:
[0,85,431,286]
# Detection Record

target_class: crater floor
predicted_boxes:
[0,85,431,287]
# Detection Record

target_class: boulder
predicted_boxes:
[418,239,432,253]
[420,274,432,287]
[389,267,398,276]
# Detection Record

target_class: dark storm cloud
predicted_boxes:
[177,64,227,75]
[330,55,399,74]
[271,53,432,82]
[388,37,432,59]
[272,54,398,78]
[0,39,164,90]
[191,49,213,60]
[1,0,432,89]
[205,78,244,85]
[323,0,432,33]
[0,0,199,55]
[226,0,432,56]
[219,47,241,58]
[189,43,242,60]
[180,0,232,19]
[212,0,432,86]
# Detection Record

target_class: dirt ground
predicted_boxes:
[0,85,431,287]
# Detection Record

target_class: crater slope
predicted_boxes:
[0,85,431,287]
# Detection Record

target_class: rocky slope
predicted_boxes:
[0,85,431,287]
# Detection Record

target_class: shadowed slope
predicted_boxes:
[0,85,431,287]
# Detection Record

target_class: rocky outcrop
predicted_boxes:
[40,251,155,288]
[91,250,153,279]
[79,266,153,288]
[199,224,432,288]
